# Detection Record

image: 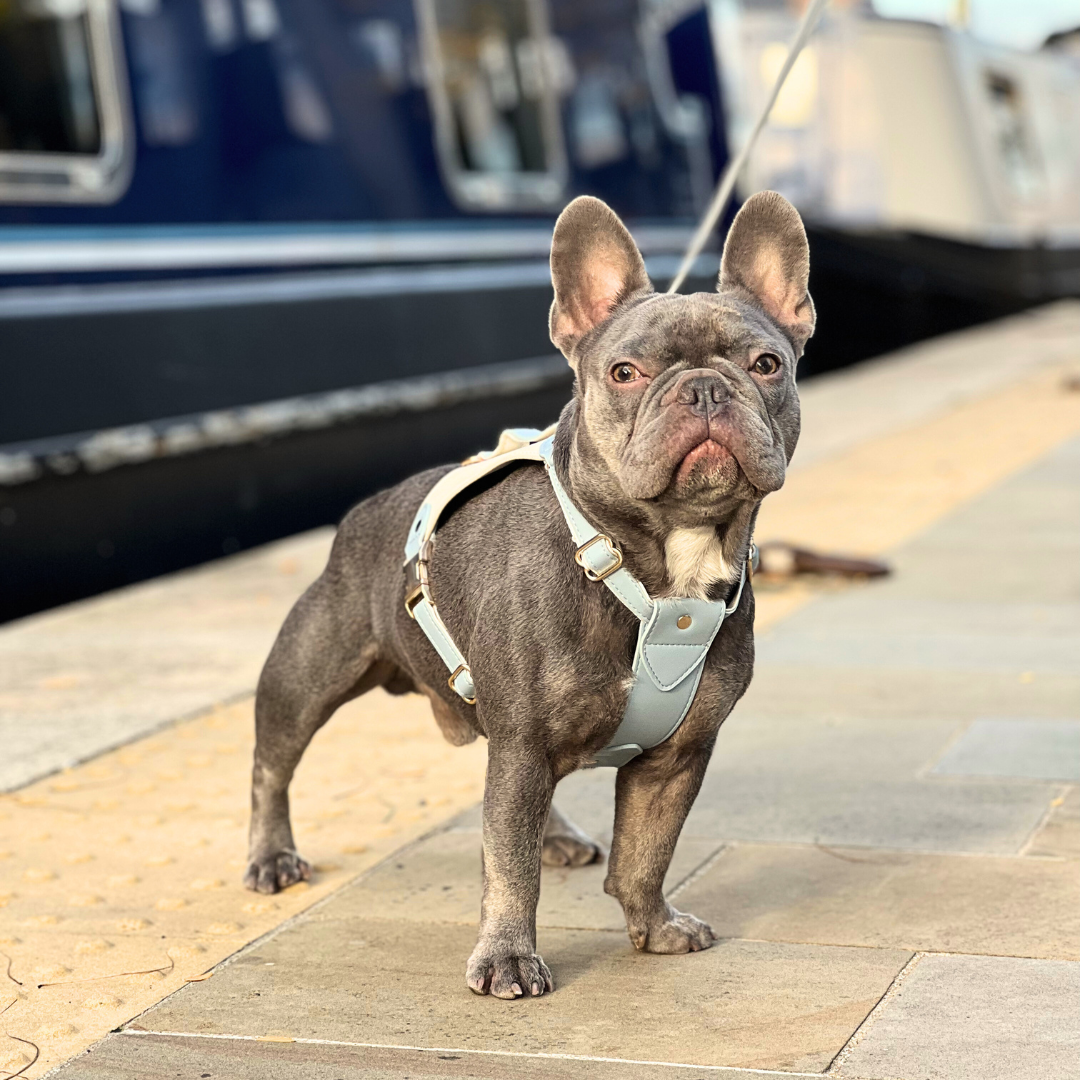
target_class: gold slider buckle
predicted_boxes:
[575,534,623,582]
[404,585,425,617]
[403,542,433,618]
[448,664,477,705]
[747,540,759,580]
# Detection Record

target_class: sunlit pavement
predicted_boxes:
[2,304,1078,1079]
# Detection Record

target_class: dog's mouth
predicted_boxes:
[674,439,734,486]
[619,405,785,501]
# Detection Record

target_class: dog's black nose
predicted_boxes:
[675,373,730,416]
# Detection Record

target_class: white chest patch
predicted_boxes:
[663,527,736,599]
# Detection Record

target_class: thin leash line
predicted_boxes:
[120,1029,824,1076]
[667,0,831,295]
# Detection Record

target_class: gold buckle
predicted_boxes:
[574,534,623,582]
[448,664,476,705]
[404,585,425,617]
[403,542,433,619]
[747,540,758,580]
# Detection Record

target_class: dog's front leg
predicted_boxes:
[466,738,555,999]
[604,745,717,954]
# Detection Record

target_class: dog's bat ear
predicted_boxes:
[549,196,652,363]
[720,191,815,348]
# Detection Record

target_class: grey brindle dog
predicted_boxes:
[245,190,815,999]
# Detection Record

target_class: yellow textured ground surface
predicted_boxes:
[0,693,486,1077]
[753,363,1080,629]
[1,362,1078,1077]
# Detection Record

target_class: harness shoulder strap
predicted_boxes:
[534,437,653,621]
[402,427,554,704]
[404,426,554,563]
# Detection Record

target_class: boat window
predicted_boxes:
[0,0,133,203]
[416,0,571,210]
[983,69,1044,203]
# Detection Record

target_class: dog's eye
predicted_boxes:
[611,363,642,383]
[752,353,781,376]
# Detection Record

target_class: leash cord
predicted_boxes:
[666,0,831,294]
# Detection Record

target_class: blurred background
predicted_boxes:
[1,0,1078,622]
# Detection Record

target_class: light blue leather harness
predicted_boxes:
[403,429,754,768]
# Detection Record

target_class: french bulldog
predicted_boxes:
[244,190,815,999]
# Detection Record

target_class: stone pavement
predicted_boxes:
[62,436,1078,1080]
[0,304,1077,1079]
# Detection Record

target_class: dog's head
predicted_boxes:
[550,192,813,530]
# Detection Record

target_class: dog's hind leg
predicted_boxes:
[244,579,388,894]
[542,802,604,867]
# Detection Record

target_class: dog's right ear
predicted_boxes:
[549,196,652,363]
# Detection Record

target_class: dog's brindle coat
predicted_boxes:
[245,191,815,999]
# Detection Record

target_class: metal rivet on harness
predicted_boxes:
[677,615,692,629]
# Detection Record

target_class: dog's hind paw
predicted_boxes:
[243,850,311,894]
[466,950,554,999]
[630,908,716,954]
[542,832,604,867]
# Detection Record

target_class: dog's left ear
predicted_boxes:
[549,196,652,362]
[720,190,815,347]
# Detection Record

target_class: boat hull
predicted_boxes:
[2,230,1077,623]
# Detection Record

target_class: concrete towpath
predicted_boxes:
[1,303,1078,1079]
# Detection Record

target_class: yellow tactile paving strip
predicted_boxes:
[0,694,486,1077]
[0,362,1078,1078]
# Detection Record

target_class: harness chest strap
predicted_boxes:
[402,430,755,767]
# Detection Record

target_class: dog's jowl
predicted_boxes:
[245,191,814,999]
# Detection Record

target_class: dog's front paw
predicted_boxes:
[243,849,311,894]
[542,831,605,868]
[630,907,717,954]
[466,947,554,999]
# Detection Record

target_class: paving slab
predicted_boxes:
[458,716,1056,855]
[756,599,1080,674]
[753,437,1080,683]
[791,301,1080,470]
[329,827,721,931]
[53,1031,826,1080]
[931,719,1080,782]
[835,434,1080,599]
[738,663,1080,724]
[754,363,1080,560]
[837,954,1080,1080]
[882,442,1080,605]
[673,842,1080,960]
[1028,785,1080,859]
[752,444,1080,680]
[0,692,488,1079]
[685,715,1053,854]
[0,529,331,792]
[127,917,911,1075]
